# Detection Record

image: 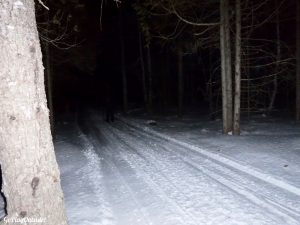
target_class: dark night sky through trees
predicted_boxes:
[1,0,300,223]
[38,0,298,120]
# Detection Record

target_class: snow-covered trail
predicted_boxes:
[77,111,300,225]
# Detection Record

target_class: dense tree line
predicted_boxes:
[0,0,299,223]
[133,0,299,134]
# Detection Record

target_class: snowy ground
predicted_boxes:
[1,110,299,224]
[53,110,300,225]
[123,111,300,189]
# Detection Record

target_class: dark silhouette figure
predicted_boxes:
[104,83,114,123]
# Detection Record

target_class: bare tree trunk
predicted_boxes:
[0,1,68,224]
[220,0,227,132]
[138,32,148,109]
[208,49,214,119]
[163,52,170,114]
[119,11,128,113]
[220,0,233,134]
[146,45,153,113]
[296,0,300,121]
[178,49,184,117]
[233,0,242,135]
[268,1,280,112]
[224,0,233,133]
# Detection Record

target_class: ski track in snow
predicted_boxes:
[78,131,116,225]
[74,111,300,225]
[116,120,300,217]
[85,121,191,225]
[101,125,198,225]
[110,119,299,224]
[119,116,300,197]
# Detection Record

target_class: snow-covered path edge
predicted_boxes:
[77,128,115,225]
[119,117,300,197]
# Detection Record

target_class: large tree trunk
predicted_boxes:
[178,49,184,117]
[296,0,300,121]
[146,45,153,113]
[220,0,233,134]
[233,0,242,135]
[0,1,68,224]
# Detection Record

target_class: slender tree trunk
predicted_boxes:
[120,39,128,113]
[208,49,214,119]
[119,9,128,113]
[178,49,184,117]
[138,32,148,109]
[220,0,233,134]
[296,0,300,121]
[233,0,242,135]
[146,45,153,113]
[268,1,280,112]
[163,52,169,114]
[0,1,68,224]
[220,0,228,132]
[224,0,233,133]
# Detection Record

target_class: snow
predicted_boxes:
[6,25,14,30]
[119,117,300,197]
[14,0,23,6]
[1,110,300,224]
[52,110,300,225]
[13,0,25,9]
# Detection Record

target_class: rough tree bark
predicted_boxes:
[178,49,184,117]
[0,1,68,224]
[220,0,233,134]
[296,0,300,121]
[233,0,241,135]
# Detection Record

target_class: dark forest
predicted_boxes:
[0,0,300,224]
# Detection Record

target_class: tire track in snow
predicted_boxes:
[78,131,116,225]
[114,119,300,224]
[184,159,300,225]
[103,122,280,225]
[101,148,154,225]
[121,122,300,219]
[80,123,154,225]
[100,123,198,225]
[120,117,300,197]
[198,158,300,217]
